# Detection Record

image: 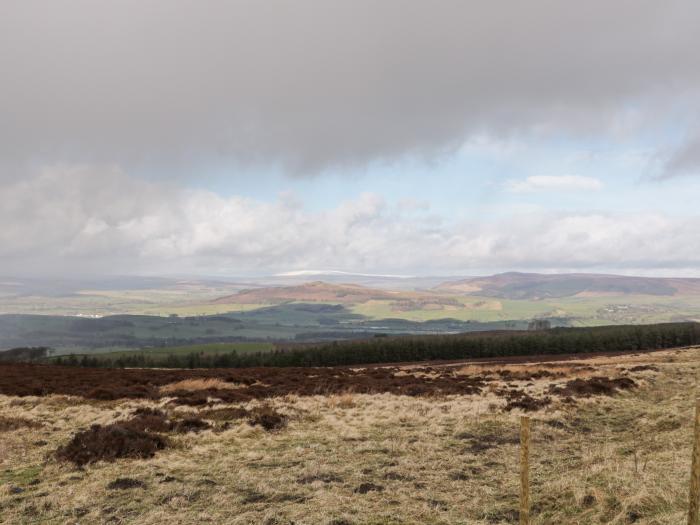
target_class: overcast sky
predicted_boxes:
[2,1,700,277]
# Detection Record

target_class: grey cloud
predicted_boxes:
[1,1,700,175]
[663,136,700,178]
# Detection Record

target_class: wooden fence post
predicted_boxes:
[520,415,531,525]
[689,399,700,525]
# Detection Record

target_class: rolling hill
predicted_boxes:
[434,272,700,299]
[211,281,407,305]
[3,273,700,345]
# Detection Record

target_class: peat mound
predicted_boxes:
[124,412,173,433]
[171,416,211,433]
[549,376,636,398]
[107,478,147,490]
[125,411,211,434]
[503,391,552,412]
[56,423,168,466]
[247,405,287,431]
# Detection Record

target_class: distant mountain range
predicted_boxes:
[434,272,700,299]
[209,272,700,305]
[3,272,700,325]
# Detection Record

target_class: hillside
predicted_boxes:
[3,273,700,337]
[0,305,522,353]
[435,272,700,299]
[211,281,407,305]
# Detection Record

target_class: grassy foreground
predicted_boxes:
[1,348,699,524]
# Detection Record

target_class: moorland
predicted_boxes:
[1,344,698,524]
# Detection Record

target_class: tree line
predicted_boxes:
[0,346,51,362]
[49,322,700,369]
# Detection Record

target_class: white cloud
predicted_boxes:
[505,175,603,193]
[2,165,700,276]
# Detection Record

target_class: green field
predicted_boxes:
[351,295,700,325]
[133,303,267,316]
[0,282,252,316]
[350,297,548,323]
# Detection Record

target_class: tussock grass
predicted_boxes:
[324,393,357,409]
[159,378,241,394]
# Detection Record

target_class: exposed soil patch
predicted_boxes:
[549,376,636,398]
[56,423,168,466]
[354,482,384,494]
[247,405,287,431]
[627,365,659,372]
[107,478,147,490]
[582,494,597,507]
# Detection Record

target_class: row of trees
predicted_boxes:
[51,322,700,369]
[0,346,51,362]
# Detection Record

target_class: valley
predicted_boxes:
[2,273,700,354]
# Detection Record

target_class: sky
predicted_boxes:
[2,1,700,278]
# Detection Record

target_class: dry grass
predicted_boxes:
[324,393,357,409]
[159,378,241,394]
[456,363,581,376]
[457,362,625,380]
[0,347,698,524]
